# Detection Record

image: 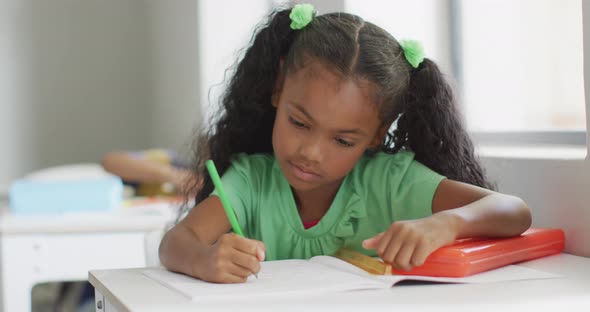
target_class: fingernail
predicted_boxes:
[258,250,265,261]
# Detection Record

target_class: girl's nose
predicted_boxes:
[298,136,322,164]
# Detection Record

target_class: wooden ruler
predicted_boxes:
[333,248,392,275]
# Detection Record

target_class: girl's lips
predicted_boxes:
[289,161,320,181]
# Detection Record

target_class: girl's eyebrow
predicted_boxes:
[289,102,367,136]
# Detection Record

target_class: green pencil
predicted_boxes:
[205,160,244,236]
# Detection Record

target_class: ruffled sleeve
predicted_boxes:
[386,152,445,220]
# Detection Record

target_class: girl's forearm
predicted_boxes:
[102,152,181,185]
[438,193,532,239]
[159,224,210,278]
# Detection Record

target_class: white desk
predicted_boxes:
[89,253,590,312]
[0,203,175,312]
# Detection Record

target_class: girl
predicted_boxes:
[159,4,532,284]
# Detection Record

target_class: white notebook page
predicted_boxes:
[143,259,388,302]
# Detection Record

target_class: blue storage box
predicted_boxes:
[9,176,123,214]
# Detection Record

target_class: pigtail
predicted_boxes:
[187,8,296,207]
[390,59,495,190]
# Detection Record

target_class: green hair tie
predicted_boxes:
[399,39,425,69]
[289,3,315,30]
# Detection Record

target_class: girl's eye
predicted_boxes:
[288,116,307,129]
[335,137,354,147]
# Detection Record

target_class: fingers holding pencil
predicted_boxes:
[234,236,266,278]
[202,233,265,283]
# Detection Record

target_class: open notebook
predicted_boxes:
[143,255,560,302]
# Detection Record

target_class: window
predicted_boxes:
[458,0,585,133]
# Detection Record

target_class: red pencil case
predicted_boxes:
[394,228,565,277]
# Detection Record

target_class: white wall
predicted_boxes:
[0,0,153,187]
[0,0,205,187]
[197,0,271,125]
[0,0,27,188]
[147,0,200,155]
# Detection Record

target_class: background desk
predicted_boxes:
[0,203,175,312]
[90,253,590,312]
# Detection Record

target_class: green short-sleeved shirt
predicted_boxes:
[210,151,445,261]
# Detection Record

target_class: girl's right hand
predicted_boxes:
[197,233,266,283]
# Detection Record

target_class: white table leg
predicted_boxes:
[94,288,104,312]
[0,235,37,312]
[94,288,120,312]
[0,273,33,312]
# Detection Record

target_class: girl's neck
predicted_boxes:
[291,178,344,222]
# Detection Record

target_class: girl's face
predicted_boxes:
[272,61,384,192]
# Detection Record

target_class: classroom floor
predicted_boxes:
[32,281,94,312]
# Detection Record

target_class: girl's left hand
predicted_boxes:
[362,213,458,271]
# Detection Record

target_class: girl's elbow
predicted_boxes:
[522,205,532,232]
[513,196,532,234]
[158,229,174,268]
[101,152,121,172]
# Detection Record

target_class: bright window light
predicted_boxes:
[460,0,585,132]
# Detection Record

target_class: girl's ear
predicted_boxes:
[272,60,285,108]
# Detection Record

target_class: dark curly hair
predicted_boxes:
[183,6,494,215]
